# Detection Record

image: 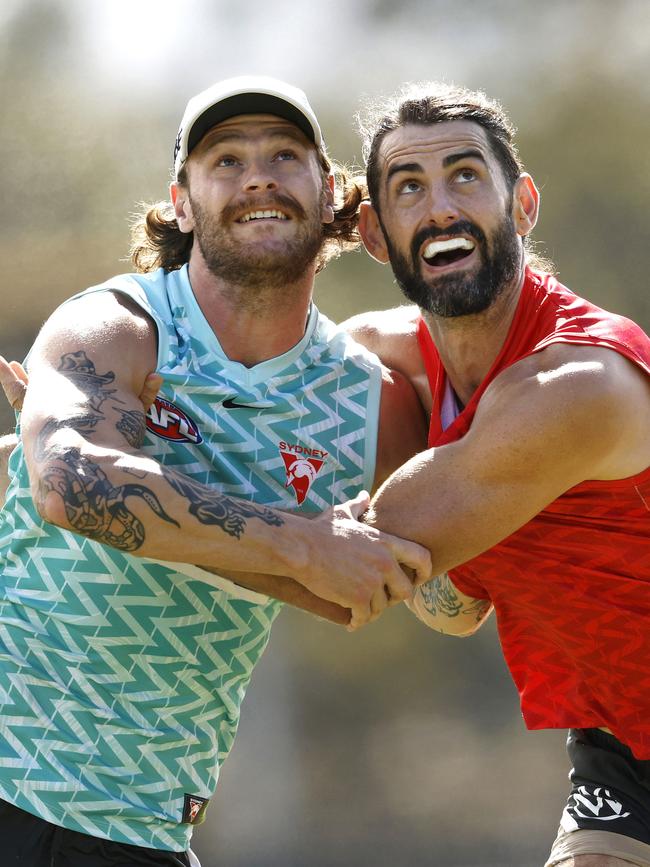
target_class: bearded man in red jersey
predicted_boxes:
[339,82,649,867]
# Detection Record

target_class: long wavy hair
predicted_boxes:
[129,147,363,274]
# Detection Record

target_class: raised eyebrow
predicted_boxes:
[442,149,487,169]
[385,161,424,186]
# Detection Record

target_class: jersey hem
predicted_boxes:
[1,792,190,852]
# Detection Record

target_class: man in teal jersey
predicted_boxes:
[0,77,431,865]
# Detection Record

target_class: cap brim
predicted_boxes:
[187,93,319,156]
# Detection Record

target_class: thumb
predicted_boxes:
[340,490,371,521]
[138,372,163,412]
[8,360,28,386]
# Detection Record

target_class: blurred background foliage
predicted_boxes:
[0,1,648,864]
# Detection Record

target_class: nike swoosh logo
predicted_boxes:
[222,397,270,410]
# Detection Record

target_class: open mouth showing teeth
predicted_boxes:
[238,209,289,223]
[422,237,475,266]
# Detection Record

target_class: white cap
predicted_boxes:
[173,75,323,178]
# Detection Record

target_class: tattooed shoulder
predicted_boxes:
[116,409,146,448]
[52,351,146,449]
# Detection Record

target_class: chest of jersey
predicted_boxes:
[143,316,374,512]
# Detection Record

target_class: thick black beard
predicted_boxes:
[386,216,521,318]
[190,193,324,293]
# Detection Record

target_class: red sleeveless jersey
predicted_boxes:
[417,268,650,757]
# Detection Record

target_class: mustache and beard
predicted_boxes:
[189,190,325,306]
[385,214,521,318]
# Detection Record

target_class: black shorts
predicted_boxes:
[0,798,197,866]
[562,728,650,843]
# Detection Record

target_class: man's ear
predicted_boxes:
[512,173,539,237]
[321,174,335,225]
[170,181,194,234]
[358,201,390,264]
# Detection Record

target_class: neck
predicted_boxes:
[422,266,526,406]
[187,253,317,368]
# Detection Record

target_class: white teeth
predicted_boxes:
[240,209,288,222]
[423,237,475,259]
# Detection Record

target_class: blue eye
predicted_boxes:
[217,155,238,168]
[276,150,297,161]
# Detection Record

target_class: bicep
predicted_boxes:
[22,293,157,465]
[367,349,628,576]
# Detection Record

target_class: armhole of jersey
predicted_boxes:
[56,282,169,370]
[416,317,439,395]
[362,360,382,492]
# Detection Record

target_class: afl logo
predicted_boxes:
[146,397,203,444]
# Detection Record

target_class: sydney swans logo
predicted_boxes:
[279,441,327,505]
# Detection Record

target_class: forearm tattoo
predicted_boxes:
[417,573,491,623]
[164,470,284,539]
[35,446,179,550]
[34,350,284,547]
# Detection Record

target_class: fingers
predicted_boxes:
[347,581,398,632]
[387,536,433,586]
[0,356,28,412]
[138,372,163,412]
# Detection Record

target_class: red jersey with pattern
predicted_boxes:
[417,268,650,757]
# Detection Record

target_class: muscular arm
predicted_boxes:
[20,293,430,627]
[364,344,650,635]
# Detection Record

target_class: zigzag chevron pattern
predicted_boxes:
[0,268,378,849]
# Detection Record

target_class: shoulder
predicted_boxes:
[30,287,158,387]
[340,306,420,355]
[40,289,156,348]
[476,342,650,480]
[491,342,648,406]
[339,306,428,395]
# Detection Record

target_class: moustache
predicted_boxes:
[223,193,306,224]
[410,220,486,261]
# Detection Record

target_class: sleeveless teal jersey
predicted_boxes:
[0,265,381,851]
